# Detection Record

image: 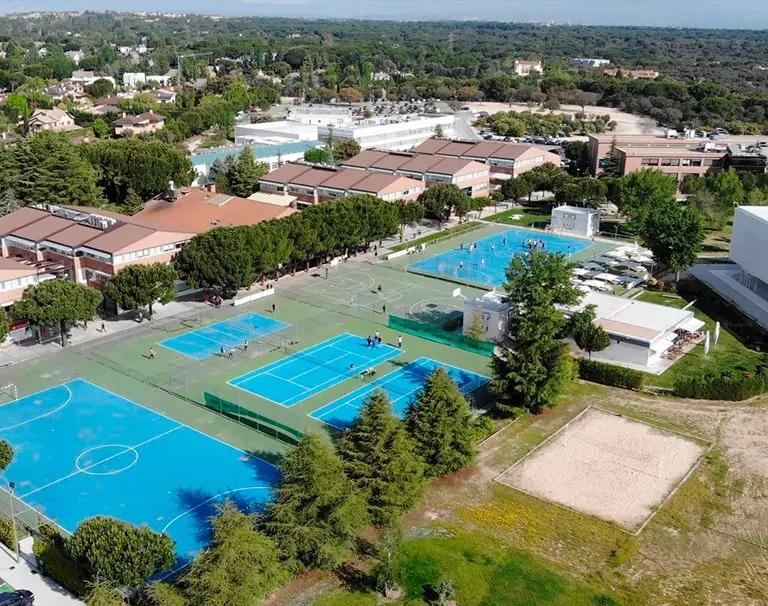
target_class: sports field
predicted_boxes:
[0,378,278,567]
[228,333,401,407]
[159,312,290,359]
[310,357,489,429]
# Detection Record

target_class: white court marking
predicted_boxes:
[75,444,140,476]
[161,485,273,533]
[0,384,73,432]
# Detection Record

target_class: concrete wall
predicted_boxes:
[731,207,768,286]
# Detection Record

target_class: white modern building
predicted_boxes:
[463,291,511,342]
[565,292,703,371]
[319,114,454,151]
[234,121,319,145]
[514,60,543,76]
[691,206,768,330]
[571,58,611,68]
[122,72,146,88]
[550,205,600,238]
[286,105,353,126]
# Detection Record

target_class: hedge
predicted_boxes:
[674,369,768,401]
[32,524,88,597]
[577,359,644,390]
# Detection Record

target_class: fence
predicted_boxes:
[203,392,303,445]
[388,314,495,356]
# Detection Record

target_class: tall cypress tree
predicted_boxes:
[405,369,476,477]
[337,390,426,526]
[265,434,368,570]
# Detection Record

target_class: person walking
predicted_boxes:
[243,339,248,352]
[148,347,156,360]
[271,303,276,313]
[397,335,403,348]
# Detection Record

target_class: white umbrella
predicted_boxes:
[582,262,604,271]
[594,272,622,284]
[584,279,613,292]
[572,267,591,276]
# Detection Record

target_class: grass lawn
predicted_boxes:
[484,205,551,229]
[633,290,764,389]
[389,221,483,252]
[312,530,623,606]
[701,218,733,255]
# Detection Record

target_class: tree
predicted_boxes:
[419,184,469,228]
[225,147,269,198]
[81,138,194,206]
[615,168,677,226]
[84,581,126,606]
[67,517,175,587]
[338,87,363,103]
[491,251,581,415]
[639,201,705,281]
[182,502,290,606]
[0,306,10,344]
[574,322,611,360]
[85,78,114,100]
[91,118,111,138]
[10,132,103,207]
[175,228,256,297]
[704,168,743,226]
[333,139,361,163]
[304,147,332,165]
[104,264,177,319]
[372,525,405,598]
[0,190,20,216]
[434,124,444,138]
[404,369,476,477]
[395,201,425,241]
[0,441,13,471]
[501,177,533,201]
[466,313,485,340]
[14,280,102,346]
[265,434,367,570]
[337,390,425,526]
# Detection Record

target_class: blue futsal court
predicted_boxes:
[0,379,279,568]
[310,357,489,430]
[159,312,290,359]
[228,333,401,407]
[408,228,593,287]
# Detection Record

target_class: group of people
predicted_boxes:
[526,238,547,251]
[220,340,249,359]
[366,332,384,348]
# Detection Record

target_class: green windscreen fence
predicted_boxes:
[203,392,304,446]
[388,314,495,356]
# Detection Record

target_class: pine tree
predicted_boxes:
[337,390,426,526]
[404,369,476,477]
[265,434,368,570]
[226,147,268,198]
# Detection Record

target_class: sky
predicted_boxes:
[1,0,768,30]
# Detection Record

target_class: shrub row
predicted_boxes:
[674,369,768,401]
[577,359,644,390]
[0,515,25,551]
[32,524,88,597]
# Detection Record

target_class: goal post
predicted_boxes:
[0,384,17,403]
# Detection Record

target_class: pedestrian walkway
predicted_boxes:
[0,538,83,605]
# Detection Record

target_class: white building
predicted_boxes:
[319,114,454,151]
[571,58,611,68]
[514,60,543,76]
[286,105,353,126]
[234,121,319,145]
[122,72,146,88]
[462,291,510,342]
[550,205,600,238]
[565,292,703,371]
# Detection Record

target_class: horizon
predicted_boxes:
[2,1,768,30]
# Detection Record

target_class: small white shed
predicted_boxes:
[462,291,511,342]
[550,205,600,238]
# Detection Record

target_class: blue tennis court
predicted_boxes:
[408,228,593,287]
[310,357,489,430]
[0,379,279,570]
[228,333,401,407]
[159,312,290,359]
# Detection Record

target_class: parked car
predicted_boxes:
[0,590,33,606]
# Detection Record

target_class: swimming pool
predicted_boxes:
[407,228,593,287]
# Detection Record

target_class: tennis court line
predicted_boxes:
[0,384,73,432]
[228,332,351,386]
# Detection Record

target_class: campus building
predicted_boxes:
[258,162,425,205]
[410,138,562,183]
[587,133,768,180]
[0,188,295,304]
[234,120,319,145]
[342,150,490,198]
[318,115,455,151]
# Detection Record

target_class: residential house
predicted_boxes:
[603,68,660,80]
[571,58,611,68]
[122,72,146,88]
[28,108,76,133]
[114,111,165,136]
[44,82,87,104]
[514,60,543,76]
[154,89,177,104]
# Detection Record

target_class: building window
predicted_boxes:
[641,158,659,166]
[661,158,680,166]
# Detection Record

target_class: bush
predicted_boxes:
[0,514,25,550]
[577,359,644,390]
[472,415,495,441]
[33,524,88,597]
[674,368,768,400]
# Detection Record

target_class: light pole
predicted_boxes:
[0,478,19,562]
